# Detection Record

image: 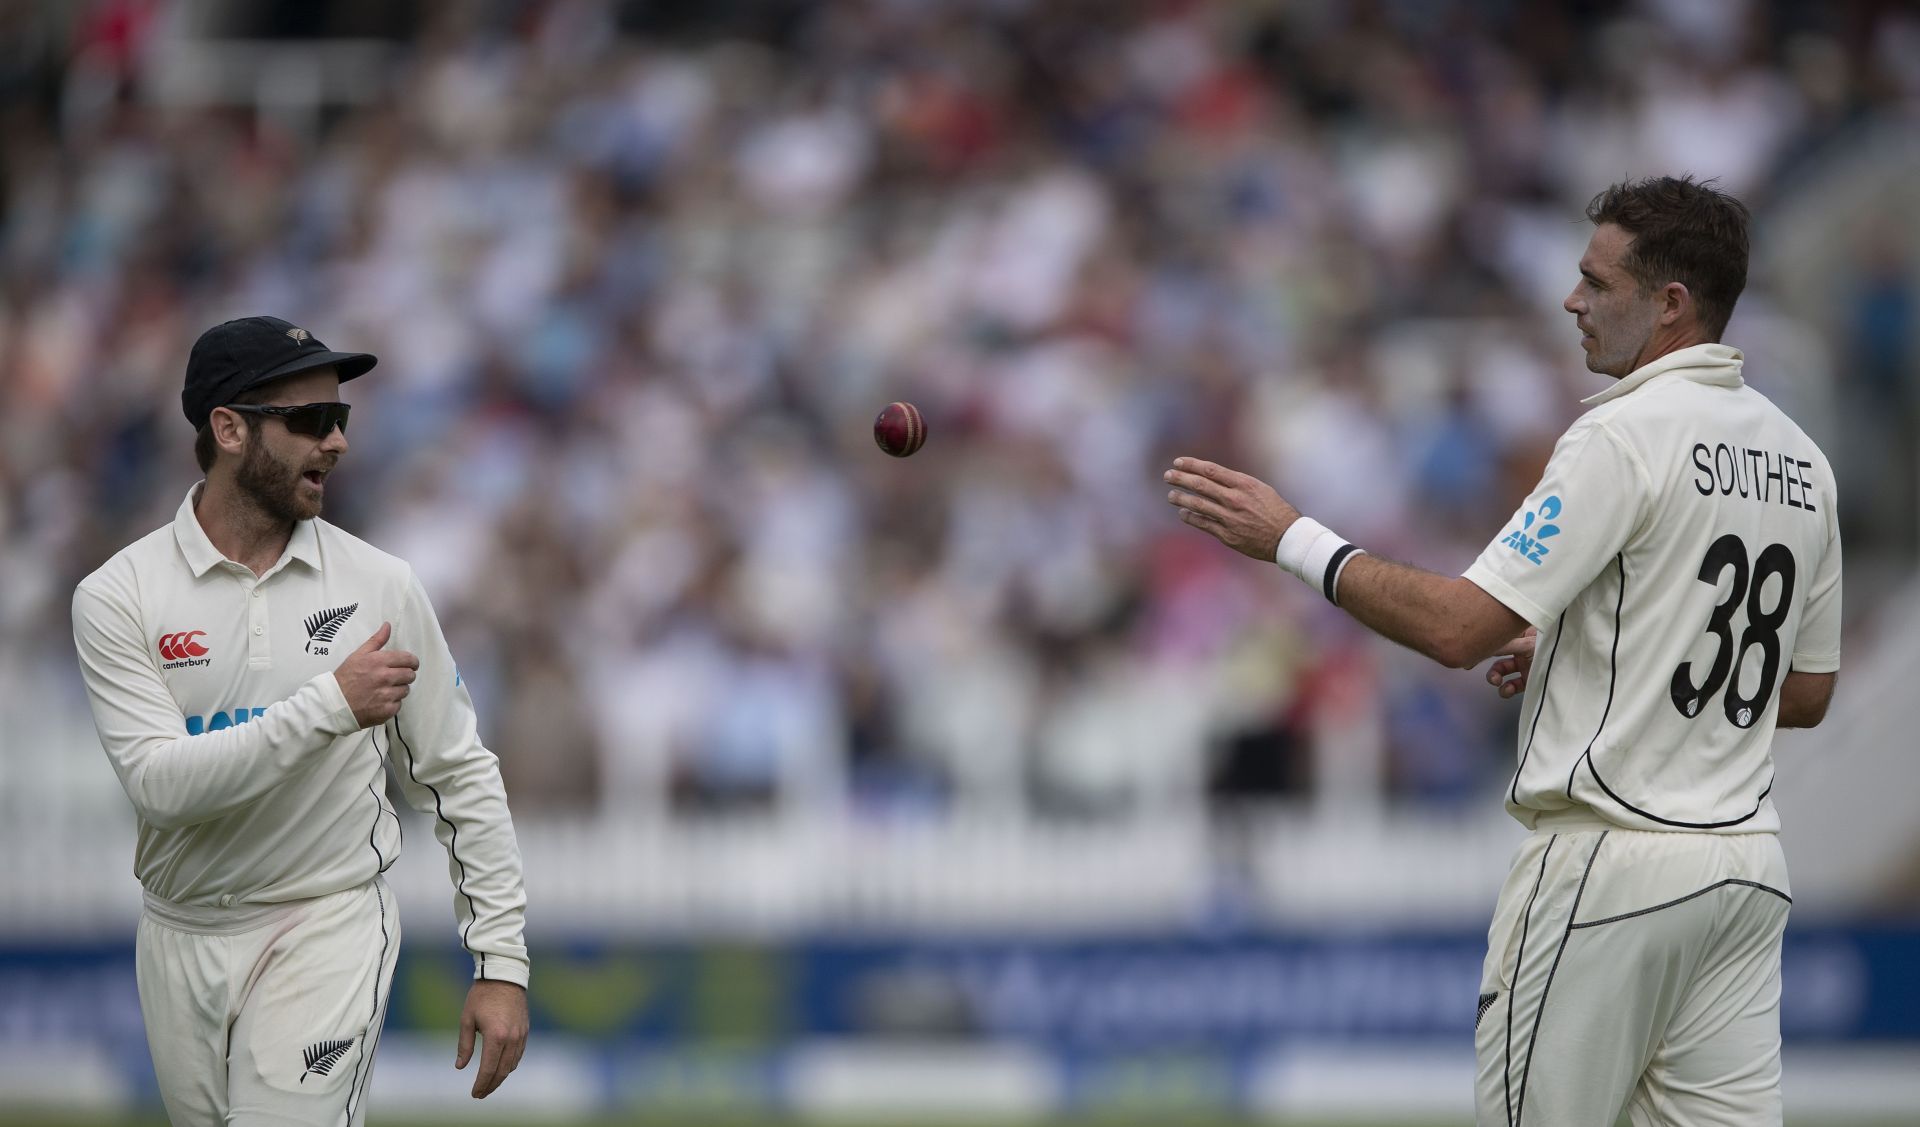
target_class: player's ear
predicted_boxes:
[1660,280,1692,328]
[209,406,251,459]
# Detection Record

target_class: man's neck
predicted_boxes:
[1623,328,1716,377]
[193,478,295,577]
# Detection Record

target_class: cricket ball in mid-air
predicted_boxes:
[873,401,927,457]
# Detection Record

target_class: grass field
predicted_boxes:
[0,1120,1475,1127]
[5,1118,1919,1127]
[2,1122,1405,1127]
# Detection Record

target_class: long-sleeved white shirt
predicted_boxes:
[72,484,529,986]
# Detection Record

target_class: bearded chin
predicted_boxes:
[238,436,319,523]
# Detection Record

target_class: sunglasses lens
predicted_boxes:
[289,403,349,437]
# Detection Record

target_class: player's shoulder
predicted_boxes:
[1581,367,1816,450]
[74,523,176,608]
[1552,401,1639,461]
[1579,372,1695,429]
[309,518,415,584]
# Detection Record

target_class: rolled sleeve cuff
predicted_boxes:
[475,954,530,988]
[1790,651,1840,674]
[314,672,361,735]
[1462,565,1557,633]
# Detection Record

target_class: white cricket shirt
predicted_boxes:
[72,485,530,986]
[1464,344,1841,834]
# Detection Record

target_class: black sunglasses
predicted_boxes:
[226,402,351,439]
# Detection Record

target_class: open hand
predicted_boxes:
[1485,627,1539,699]
[333,622,419,729]
[456,980,528,1099]
[1163,457,1301,561]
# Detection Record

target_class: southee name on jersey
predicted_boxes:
[1692,442,1818,511]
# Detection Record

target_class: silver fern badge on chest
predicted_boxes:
[303,603,359,655]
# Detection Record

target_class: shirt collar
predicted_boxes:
[285,512,323,573]
[172,483,324,578]
[1581,342,1744,406]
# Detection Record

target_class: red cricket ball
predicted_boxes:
[873,401,927,457]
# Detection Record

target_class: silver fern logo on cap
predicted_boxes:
[286,326,311,343]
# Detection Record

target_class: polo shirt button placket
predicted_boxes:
[248,582,270,665]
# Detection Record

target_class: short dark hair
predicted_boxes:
[1584,175,1750,340]
[192,386,274,472]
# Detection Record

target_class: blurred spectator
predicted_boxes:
[1842,233,1917,553]
[1,0,1907,827]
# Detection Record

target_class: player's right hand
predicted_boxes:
[334,621,419,728]
[1486,627,1539,699]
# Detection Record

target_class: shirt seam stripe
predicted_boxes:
[1572,548,1776,829]
[392,716,483,970]
[1582,762,1774,829]
[1567,555,1625,802]
[1509,612,1568,808]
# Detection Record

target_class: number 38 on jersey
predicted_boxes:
[1670,533,1795,728]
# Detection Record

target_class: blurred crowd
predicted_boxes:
[1,0,1915,820]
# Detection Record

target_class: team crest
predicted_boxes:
[304,602,358,654]
[286,326,311,343]
[300,1038,354,1082]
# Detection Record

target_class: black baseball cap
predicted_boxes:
[181,316,377,430]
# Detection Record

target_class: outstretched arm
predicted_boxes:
[1164,457,1527,670]
[1335,555,1532,670]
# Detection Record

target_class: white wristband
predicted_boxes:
[1273,517,1367,605]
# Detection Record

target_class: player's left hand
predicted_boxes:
[1164,457,1301,561]
[1485,627,1539,699]
[456,979,528,1099]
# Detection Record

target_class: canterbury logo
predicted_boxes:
[300,1038,354,1082]
[157,631,209,661]
[304,603,358,654]
[286,327,311,343]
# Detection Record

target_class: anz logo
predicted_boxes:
[185,707,268,735]
[1501,495,1563,566]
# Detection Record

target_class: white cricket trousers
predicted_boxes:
[1475,823,1791,1127]
[136,877,401,1127]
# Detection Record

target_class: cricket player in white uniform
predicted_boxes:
[1164,176,1840,1125]
[71,316,532,1125]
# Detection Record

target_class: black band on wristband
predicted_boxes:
[1323,543,1363,604]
